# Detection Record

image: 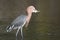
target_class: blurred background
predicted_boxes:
[0,0,60,40]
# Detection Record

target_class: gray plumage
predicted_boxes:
[6,15,27,32]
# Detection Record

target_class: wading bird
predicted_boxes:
[6,5,40,40]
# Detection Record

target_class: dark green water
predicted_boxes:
[0,0,60,40]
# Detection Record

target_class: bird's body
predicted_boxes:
[6,6,40,40]
[6,15,27,32]
[12,15,27,25]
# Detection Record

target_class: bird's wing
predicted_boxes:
[6,15,27,32]
[11,15,27,27]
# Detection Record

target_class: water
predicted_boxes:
[0,0,60,40]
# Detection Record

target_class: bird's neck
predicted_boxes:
[28,13,32,17]
[25,13,32,27]
[26,12,32,22]
[27,13,32,20]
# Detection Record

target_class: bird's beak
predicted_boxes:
[33,9,40,13]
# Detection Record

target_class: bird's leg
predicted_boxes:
[21,27,23,40]
[20,21,26,40]
[16,27,21,40]
[25,21,29,27]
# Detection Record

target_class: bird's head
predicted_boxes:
[27,6,40,14]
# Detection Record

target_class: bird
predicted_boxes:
[6,5,40,40]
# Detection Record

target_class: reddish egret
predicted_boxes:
[6,6,40,40]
